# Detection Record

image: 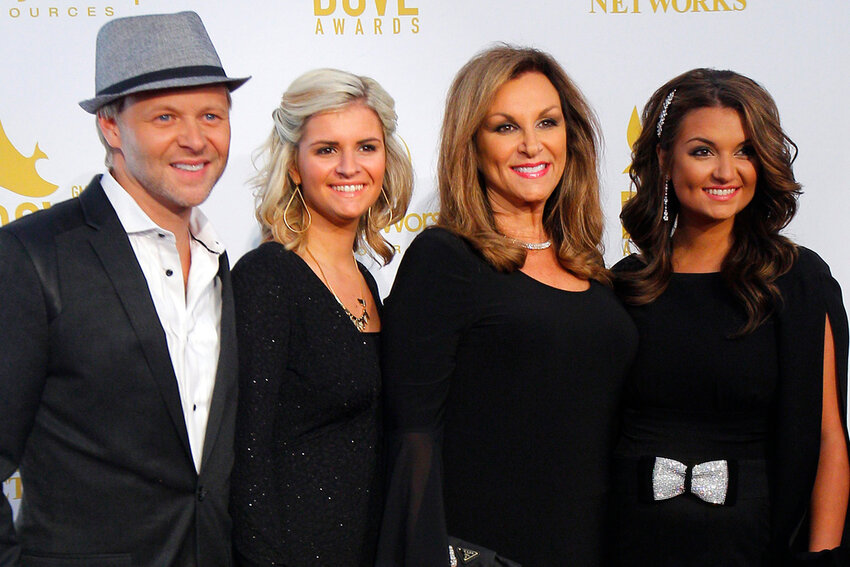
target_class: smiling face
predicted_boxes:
[660,105,758,230]
[98,85,231,225]
[290,102,386,231]
[475,71,567,215]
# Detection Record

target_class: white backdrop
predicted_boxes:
[2,0,849,515]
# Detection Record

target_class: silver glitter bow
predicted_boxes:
[652,457,729,505]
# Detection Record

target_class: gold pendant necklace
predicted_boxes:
[305,248,370,332]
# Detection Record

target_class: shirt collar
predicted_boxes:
[100,171,224,255]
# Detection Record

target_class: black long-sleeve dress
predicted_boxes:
[230,242,383,567]
[611,248,850,565]
[376,228,638,566]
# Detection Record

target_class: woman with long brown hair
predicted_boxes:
[376,45,637,566]
[613,68,849,565]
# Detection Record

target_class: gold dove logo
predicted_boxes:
[3,474,22,501]
[0,119,58,198]
[622,106,642,173]
[621,106,643,254]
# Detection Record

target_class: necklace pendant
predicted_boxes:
[305,247,371,332]
[349,298,369,332]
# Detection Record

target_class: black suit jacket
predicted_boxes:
[0,177,238,567]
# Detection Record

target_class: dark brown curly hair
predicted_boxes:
[617,68,801,334]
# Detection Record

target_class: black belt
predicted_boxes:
[615,456,769,506]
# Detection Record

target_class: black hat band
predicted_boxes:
[98,65,227,96]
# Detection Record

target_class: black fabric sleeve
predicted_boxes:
[229,244,293,563]
[772,248,850,563]
[375,229,479,567]
[0,230,51,566]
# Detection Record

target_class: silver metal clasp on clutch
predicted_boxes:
[449,543,481,566]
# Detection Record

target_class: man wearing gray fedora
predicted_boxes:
[0,11,248,566]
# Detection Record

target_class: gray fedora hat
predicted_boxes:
[79,11,249,113]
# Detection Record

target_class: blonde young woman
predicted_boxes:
[376,46,637,567]
[229,69,412,566]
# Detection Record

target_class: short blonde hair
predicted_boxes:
[438,44,608,283]
[95,99,125,168]
[253,68,413,265]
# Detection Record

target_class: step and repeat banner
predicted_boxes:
[2,0,848,514]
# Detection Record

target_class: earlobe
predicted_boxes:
[288,166,301,187]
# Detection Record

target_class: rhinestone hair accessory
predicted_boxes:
[656,89,677,138]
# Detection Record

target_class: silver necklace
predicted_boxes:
[305,248,369,332]
[506,236,552,250]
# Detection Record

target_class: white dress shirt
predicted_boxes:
[101,172,223,473]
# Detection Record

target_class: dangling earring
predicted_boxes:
[367,186,392,228]
[284,185,311,234]
[662,177,670,222]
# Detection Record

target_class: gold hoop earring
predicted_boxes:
[397,134,412,163]
[366,185,392,228]
[283,185,311,234]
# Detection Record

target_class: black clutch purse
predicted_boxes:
[448,536,522,567]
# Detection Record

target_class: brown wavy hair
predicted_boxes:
[437,44,608,283]
[617,68,801,334]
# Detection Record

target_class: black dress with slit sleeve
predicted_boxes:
[610,248,850,565]
[376,228,638,567]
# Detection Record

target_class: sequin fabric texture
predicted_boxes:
[230,242,383,567]
[651,457,730,505]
